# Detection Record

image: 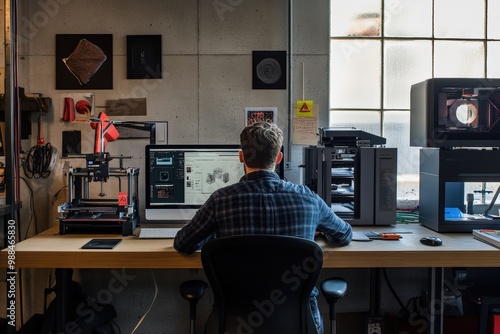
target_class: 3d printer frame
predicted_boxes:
[58,154,139,236]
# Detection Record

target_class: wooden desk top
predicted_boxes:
[2,224,500,269]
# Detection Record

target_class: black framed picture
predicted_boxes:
[252,50,287,90]
[127,35,162,79]
[56,34,113,90]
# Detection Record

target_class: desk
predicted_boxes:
[3,224,499,268]
[2,223,500,333]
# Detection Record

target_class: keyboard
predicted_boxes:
[352,231,371,241]
[138,227,181,239]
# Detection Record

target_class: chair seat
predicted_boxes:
[179,280,208,302]
[321,278,347,303]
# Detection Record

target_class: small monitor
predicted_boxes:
[144,144,245,222]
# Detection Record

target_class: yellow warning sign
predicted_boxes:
[296,100,313,117]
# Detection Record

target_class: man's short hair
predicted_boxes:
[240,122,283,169]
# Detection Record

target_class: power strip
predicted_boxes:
[367,318,384,334]
[367,322,382,334]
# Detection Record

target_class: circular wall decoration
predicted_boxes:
[252,50,286,90]
[256,58,282,84]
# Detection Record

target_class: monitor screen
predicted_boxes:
[144,144,245,222]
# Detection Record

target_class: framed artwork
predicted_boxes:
[56,34,113,89]
[245,107,277,126]
[126,35,162,79]
[252,50,286,90]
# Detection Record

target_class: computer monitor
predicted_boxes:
[144,144,245,222]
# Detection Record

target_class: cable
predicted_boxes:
[20,177,37,239]
[396,209,419,223]
[34,96,48,113]
[131,269,158,334]
[382,268,410,319]
[110,320,122,334]
[22,143,55,179]
[52,185,68,206]
[0,162,5,193]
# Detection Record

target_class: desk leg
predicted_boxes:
[55,268,72,332]
[369,268,381,317]
[367,268,385,332]
[428,267,444,334]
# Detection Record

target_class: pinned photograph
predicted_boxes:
[56,34,113,89]
[245,107,277,126]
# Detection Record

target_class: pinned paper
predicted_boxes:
[296,100,314,117]
[292,104,319,145]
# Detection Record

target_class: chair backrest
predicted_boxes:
[201,235,323,334]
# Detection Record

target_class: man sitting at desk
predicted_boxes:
[174,121,352,333]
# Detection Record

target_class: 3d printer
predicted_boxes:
[411,78,500,232]
[303,128,397,226]
[58,112,139,235]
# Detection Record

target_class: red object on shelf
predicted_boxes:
[75,100,91,114]
[63,97,75,122]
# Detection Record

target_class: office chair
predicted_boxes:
[180,235,347,334]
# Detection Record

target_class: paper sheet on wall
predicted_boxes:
[292,104,318,145]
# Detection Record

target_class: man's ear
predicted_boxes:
[276,151,283,165]
[239,150,245,163]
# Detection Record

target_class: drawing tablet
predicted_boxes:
[82,239,122,249]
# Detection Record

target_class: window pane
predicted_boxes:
[329,110,381,136]
[434,0,485,39]
[488,42,500,77]
[488,1,500,39]
[383,41,432,109]
[383,110,420,201]
[329,1,492,204]
[434,41,484,77]
[330,40,381,109]
[384,0,432,37]
[330,0,381,37]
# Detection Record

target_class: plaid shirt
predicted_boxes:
[174,170,352,253]
[174,170,352,333]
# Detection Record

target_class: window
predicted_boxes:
[329,0,500,202]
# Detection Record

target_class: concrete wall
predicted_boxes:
[17,0,330,229]
[5,1,427,333]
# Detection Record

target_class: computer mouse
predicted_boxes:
[420,236,442,246]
